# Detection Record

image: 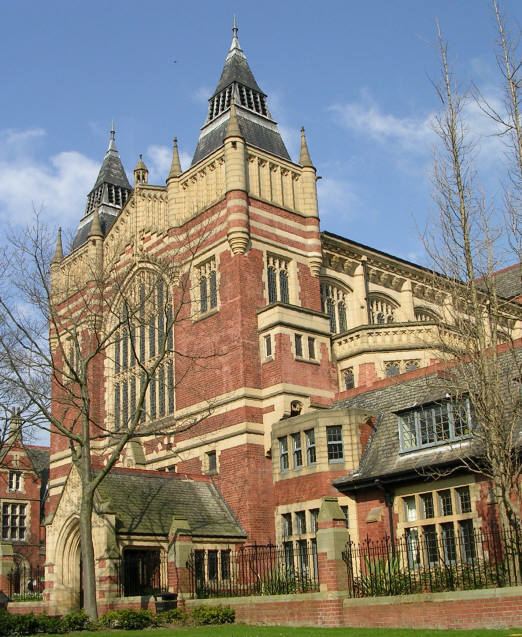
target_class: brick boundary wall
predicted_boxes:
[185,586,522,630]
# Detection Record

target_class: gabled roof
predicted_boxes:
[95,469,246,539]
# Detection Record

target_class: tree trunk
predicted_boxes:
[79,483,97,619]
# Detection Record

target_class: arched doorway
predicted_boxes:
[56,517,82,609]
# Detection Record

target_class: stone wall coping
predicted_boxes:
[185,590,347,606]
[342,585,522,607]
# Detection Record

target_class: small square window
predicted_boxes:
[295,334,303,358]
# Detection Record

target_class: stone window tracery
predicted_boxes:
[415,306,441,322]
[113,273,175,431]
[369,295,398,325]
[197,257,218,315]
[320,282,349,334]
[267,254,290,304]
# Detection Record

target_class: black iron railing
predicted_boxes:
[187,542,319,598]
[343,523,522,598]
[8,564,45,600]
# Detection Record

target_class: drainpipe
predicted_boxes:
[374,479,396,548]
[362,256,372,324]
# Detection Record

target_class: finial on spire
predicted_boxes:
[168,137,182,180]
[228,15,242,54]
[299,127,314,168]
[226,103,243,138]
[108,122,117,152]
[52,227,64,264]
[89,208,103,238]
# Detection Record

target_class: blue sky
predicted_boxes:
[1,0,520,266]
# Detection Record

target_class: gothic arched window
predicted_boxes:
[267,254,290,305]
[414,306,441,322]
[113,272,175,431]
[321,281,350,334]
[369,295,398,325]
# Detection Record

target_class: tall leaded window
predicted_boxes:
[369,295,398,325]
[320,282,349,334]
[113,273,175,430]
[197,257,218,314]
[267,254,290,304]
[398,397,473,452]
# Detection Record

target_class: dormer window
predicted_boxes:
[399,398,473,452]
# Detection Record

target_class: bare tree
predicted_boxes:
[0,214,219,618]
[424,25,522,534]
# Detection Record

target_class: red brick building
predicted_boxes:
[39,22,522,613]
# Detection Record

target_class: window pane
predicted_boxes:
[199,276,208,313]
[400,412,417,449]
[344,368,355,390]
[209,270,217,309]
[421,493,434,519]
[404,496,417,522]
[292,432,302,467]
[305,429,316,464]
[326,298,336,333]
[327,425,343,461]
[307,337,315,360]
[279,437,289,471]
[439,490,453,516]
[441,523,456,563]
[460,519,476,561]
[338,302,347,332]
[295,334,303,357]
[424,525,439,564]
[457,486,472,513]
[268,267,277,303]
[279,270,289,304]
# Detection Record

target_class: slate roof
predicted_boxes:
[90,147,131,193]
[489,264,522,300]
[71,210,119,251]
[192,112,291,165]
[95,469,246,539]
[334,348,522,490]
[212,46,263,97]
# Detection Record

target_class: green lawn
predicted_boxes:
[66,626,522,637]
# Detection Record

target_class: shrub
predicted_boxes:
[60,609,92,632]
[156,607,188,625]
[191,604,235,625]
[37,614,66,634]
[98,608,155,630]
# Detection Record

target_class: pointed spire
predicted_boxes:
[52,227,63,264]
[89,208,103,238]
[228,15,243,57]
[108,122,117,152]
[226,103,243,138]
[299,127,314,168]
[168,137,182,179]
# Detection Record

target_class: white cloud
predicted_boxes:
[330,90,507,170]
[146,144,192,182]
[0,128,99,228]
[317,176,360,221]
[331,95,436,152]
